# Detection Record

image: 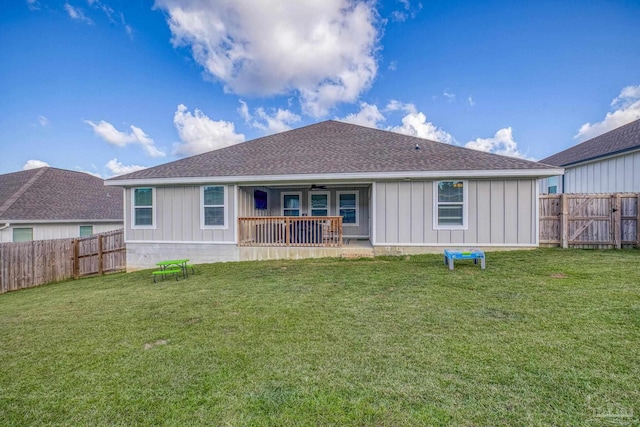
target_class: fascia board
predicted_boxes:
[560,147,640,168]
[105,168,565,187]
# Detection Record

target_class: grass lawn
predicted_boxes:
[1,249,639,426]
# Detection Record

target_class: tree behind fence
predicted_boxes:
[0,229,125,294]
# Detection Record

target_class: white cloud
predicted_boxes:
[443,91,455,102]
[384,100,417,114]
[155,0,380,117]
[105,158,146,177]
[125,23,133,38]
[391,10,407,22]
[64,3,93,24]
[465,127,529,159]
[238,100,301,134]
[86,0,133,38]
[340,102,385,128]
[37,115,49,127]
[612,85,640,107]
[390,0,421,21]
[574,84,640,141]
[389,112,455,144]
[26,0,40,11]
[339,100,455,144]
[23,159,49,170]
[85,120,165,158]
[172,104,245,156]
[75,166,102,178]
[468,96,475,107]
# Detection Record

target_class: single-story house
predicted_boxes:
[106,120,563,270]
[0,167,123,242]
[539,118,640,194]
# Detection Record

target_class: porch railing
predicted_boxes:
[238,216,343,247]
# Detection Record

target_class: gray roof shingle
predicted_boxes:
[541,119,640,167]
[108,120,557,182]
[0,167,123,221]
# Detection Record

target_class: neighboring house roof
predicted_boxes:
[0,167,123,222]
[108,121,560,185]
[541,119,640,167]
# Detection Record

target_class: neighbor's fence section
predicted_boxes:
[0,229,125,294]
[74,228,126,278]
[540,193,639,249]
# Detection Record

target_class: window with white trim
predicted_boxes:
[13,227,33,242]
[337,191,358,225]
[133,188,155,228]
[79,225,93,237]
[281,192,302,216]
[547,176,558,194]
[309,192,329,216]
[434,181,466,229]
[202,185,227,228]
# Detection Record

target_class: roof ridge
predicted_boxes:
[0,167,48,217]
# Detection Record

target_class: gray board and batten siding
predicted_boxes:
[563,150,640,193]
[125,185,236,243]
[374,179,538,246]
[539,150,640,195]
[128,180,538,247]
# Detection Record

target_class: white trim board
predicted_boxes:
[107,169,564,187]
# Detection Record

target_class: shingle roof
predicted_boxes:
[0,167,123,221]
[541,119,640,167]
[109,120,557,182]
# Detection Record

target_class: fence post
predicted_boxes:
[73,239,79,279]
[0,243,4,294]
[561,193,569,249]
[613,194,622,249]
[98,234,104,275]
[636,193,640,248]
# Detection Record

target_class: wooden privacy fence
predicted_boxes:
[540,193,639,248]
[0,229,125,294]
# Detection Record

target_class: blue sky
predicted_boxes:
[1,0,639,177]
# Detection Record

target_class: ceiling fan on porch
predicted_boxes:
[309,184,328,191]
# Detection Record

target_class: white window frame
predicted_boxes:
[281,192,302,216]
[337,191,359,226]
[79,225,93,237]
[308,191,330,217]
[131,187,156,229]
[433,180,468,230]
[547,176,559,194]
[201,185,228,229]
[13,227,33,242]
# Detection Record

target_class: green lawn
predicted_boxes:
[1,249,639,426]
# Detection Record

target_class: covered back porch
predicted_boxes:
[236,183,371,248]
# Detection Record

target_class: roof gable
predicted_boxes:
[541,119,640,167]
[0,167,123,221]
[109,121,556,182]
